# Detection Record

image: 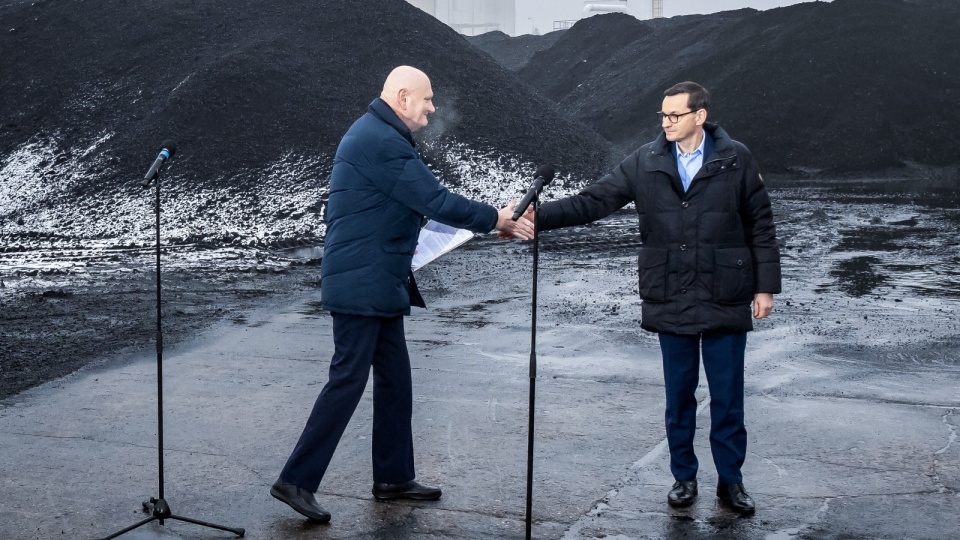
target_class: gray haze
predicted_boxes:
[517,0,830,35]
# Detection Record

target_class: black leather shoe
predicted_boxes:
[667,479,698,507]
[372,480,442,501]
[270,478,331,522]
[717,482,755,515]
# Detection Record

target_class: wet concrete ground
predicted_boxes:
[1,179,959,539]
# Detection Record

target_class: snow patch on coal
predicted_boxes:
[0,136,328,251]
[427,142,580,206]
[1,132,111,217]
[0,136,579,256]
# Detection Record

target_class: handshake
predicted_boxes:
[494,164,555,241]
[495,200,536,241]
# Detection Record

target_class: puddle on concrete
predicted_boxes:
[765,527,802,540]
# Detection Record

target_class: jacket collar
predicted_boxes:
[653,122,733,161]
[368,97,416,147]
[645,122,738,197]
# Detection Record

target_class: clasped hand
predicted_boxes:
[495,200,536,241]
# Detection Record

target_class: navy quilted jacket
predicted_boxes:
[320,98,498,317]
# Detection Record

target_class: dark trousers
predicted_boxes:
[659,332,747,485]
[280,313,415,492]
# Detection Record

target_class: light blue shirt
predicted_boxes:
[676,130,706,192]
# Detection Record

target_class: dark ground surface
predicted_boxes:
[4,176,959,403]
[1,177,958,539]
[473,0,960,176]
[0,247,319,400]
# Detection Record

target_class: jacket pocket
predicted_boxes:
[714,247,755,304]
[638,247,668,302]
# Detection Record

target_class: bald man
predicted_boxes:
[270,66,534,522]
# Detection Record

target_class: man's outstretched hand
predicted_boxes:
[496,200,535,240]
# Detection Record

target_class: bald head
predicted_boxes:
[381,66,429,101]
[380,65,435,132]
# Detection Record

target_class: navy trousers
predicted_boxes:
[658,332,747,485]
[280,313,415,492]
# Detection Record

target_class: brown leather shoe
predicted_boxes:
[717,482,755,515]
[372,480,442,501]
[667,479,698,507]
[270,478,331,522]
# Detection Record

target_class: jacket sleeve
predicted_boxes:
[537,150,638,231]
[738,147,782,294]
[388,146,498,234]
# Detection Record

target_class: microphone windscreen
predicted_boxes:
[159,139,178,157]
[535,164,555,184]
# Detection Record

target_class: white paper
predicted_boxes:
[411,220,475,271]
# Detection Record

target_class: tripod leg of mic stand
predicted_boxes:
[96,497,166,540]
[98,498,245,539]
[168,514,246,537]
[98,515,158,540]
[148,496,246,536]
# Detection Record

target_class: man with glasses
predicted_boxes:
[524,81,781,515]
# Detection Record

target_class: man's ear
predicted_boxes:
[696,109,707,126]
[397,88,409,110]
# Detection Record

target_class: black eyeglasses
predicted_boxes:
[657,110,698,124]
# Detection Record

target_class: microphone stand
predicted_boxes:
[524,194,541,540]
[99,168,245,539]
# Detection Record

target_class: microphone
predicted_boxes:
[141,139,177,187]
[512,164,555,221]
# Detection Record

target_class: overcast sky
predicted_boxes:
[516,0,830,35]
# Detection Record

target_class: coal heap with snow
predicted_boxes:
[0,0,612,249]
[480,0,960,177]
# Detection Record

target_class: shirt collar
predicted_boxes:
[676,129,706,158]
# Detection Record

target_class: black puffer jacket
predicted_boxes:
[538,123,781,334]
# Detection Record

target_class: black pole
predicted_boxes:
[155,168,165,510]
[99,165,244,540]
[524,195,540,540]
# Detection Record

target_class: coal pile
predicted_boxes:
[467,30,563,71]
[491,0,960,177]
[0,0,612,251]
[502,13,651,104]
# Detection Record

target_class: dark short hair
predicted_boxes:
[664,81,710,111]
